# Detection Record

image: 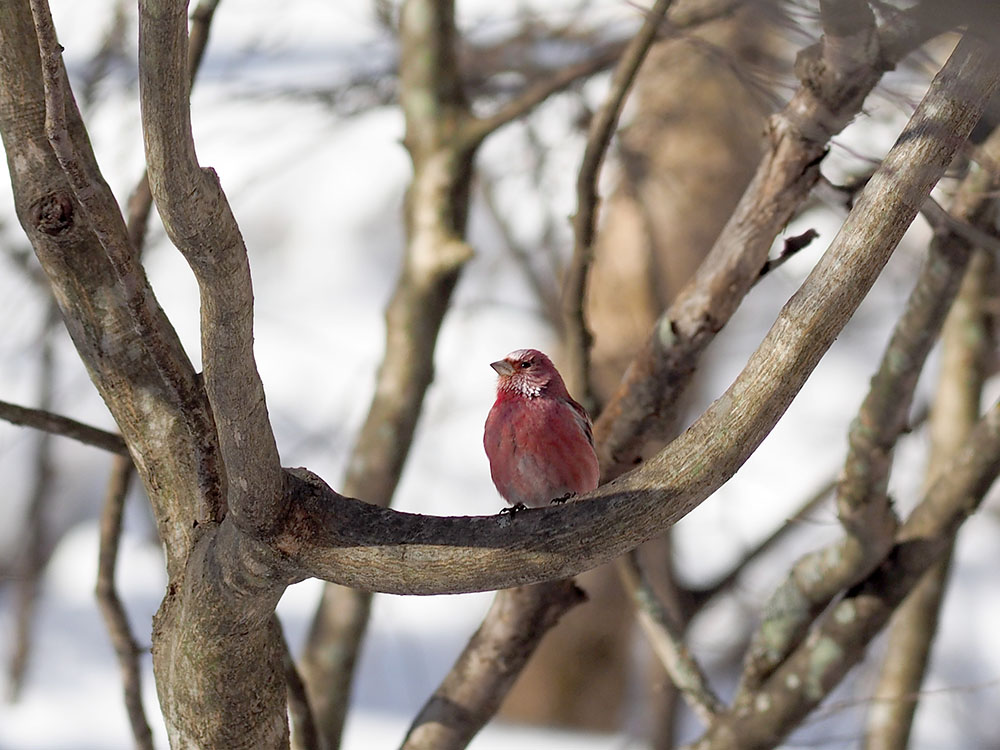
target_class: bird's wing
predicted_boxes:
[566,397,595,448]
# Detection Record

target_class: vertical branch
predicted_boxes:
[96,456,155,750]
[6,304,58,701]
[300,0,477,746]
[127,0,221,252]
[139,0,282,531]
[865,205,998,748]
[563,0,674,407]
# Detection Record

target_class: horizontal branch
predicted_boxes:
[273,28,999,597]
[0,398,127,455]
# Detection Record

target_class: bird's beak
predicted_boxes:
[490,359,515,376]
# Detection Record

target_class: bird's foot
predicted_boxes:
[499,502,528,516]
[550,493,575,505]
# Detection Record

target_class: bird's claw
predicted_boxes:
[550,493,574,505]
[499,502,528,516]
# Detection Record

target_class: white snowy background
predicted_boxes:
[0,1,998,748]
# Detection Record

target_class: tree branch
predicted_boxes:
[618,551,722,726]
[96,456,155,750]
[686,393,1000,749]
[139,0,282,532]
[864,130,1000,747]
[591,0,955,482]
[0,398,127,455]
[399,581,585,750]
[277,25,1000,598]
[3,0,220,579]
[736,106,1000,697]
[563,0,675,407]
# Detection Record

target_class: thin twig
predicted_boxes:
[96,456,154,750]
[0,399,127,455]
[6,305,58,701]
[279,619,322,750]
[618,551,722,726]
[563,0,675,407]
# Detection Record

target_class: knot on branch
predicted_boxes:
[31,191,75,235]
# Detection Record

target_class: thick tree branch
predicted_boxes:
[0,398,127,455]
[591,0,958,482]
[1,0,219,579]
[96,456,155,750]
[139,0,282,532]
[563,0,674,407]
[276,28,1000,598]
[399,581,585,750]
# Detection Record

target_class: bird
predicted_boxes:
[484,348,600,510]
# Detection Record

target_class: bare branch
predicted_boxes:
[618,551,722,726]
[591,0,949,482]
[96,456,155,750]
[737,105,1000,697]
[4,0,221,576]
[399,581,585,750]
[563,0,675,407]
[6,307,58,701]
[866,248,996,749]
[126,0,222,252]
[465,42,624,146]
[686,394,1000,749]
[275,28,1000,596]
[864,128,1000,748]
[300,0,478,745]
[0,398,127,455]
[139,0,281,531]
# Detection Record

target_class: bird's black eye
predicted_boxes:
[519,360,532,369]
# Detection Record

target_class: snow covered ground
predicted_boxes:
[1,1,998,748]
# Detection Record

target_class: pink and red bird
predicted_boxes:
[484,349,600,509]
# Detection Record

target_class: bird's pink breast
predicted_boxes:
[484,394,599,507]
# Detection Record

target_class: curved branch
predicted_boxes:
[2,0,220,577]
[591,0,955,481]
[138,0,282,531]
[276,30,1000,596]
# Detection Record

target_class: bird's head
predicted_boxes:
[490,348,567,399]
